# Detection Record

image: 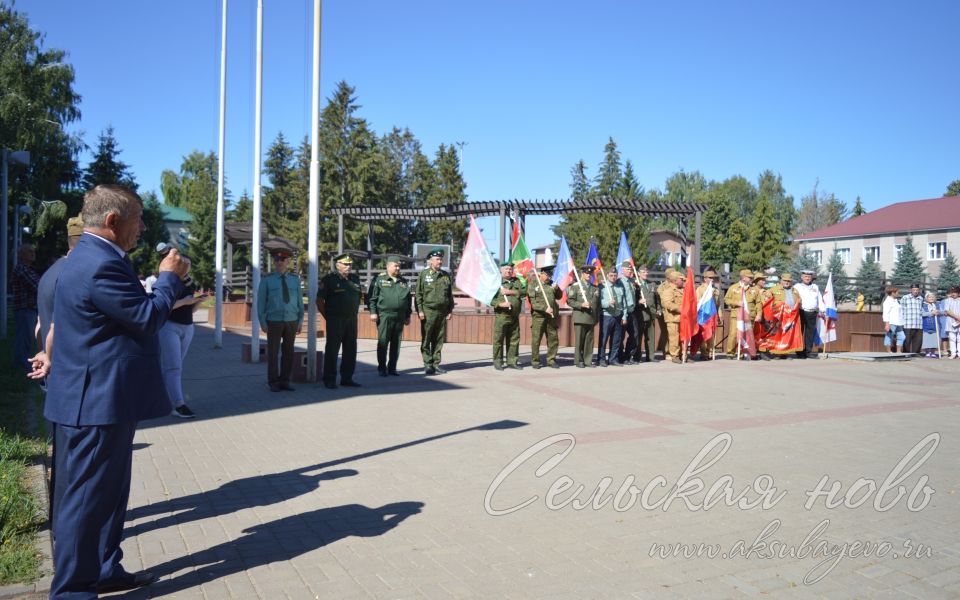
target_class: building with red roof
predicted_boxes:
[793,196,960,278]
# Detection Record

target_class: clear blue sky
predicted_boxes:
[17,0,960,252]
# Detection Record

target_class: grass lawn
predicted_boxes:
[0,324,47,585]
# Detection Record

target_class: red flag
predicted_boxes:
[770,302,804,353]
[679,266,700,345]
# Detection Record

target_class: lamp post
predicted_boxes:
[1,148,31,339]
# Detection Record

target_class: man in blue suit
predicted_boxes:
[44,185,191,598]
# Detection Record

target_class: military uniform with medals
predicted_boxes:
[528,266,562,369]
[368,256,412,376]
[566,265,600,368]
[416,248,454,374]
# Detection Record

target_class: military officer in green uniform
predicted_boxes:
[634,265,660,362]
[566,264,600,368]
[257,249,304,392]
[416,248,454,375]
[528,265,561,369]
[367,255,412,376]
[491,262,523,370]
[317,254,363,389]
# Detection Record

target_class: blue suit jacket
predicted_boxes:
[45,234,185,426]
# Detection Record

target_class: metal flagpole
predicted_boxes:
[214,0,228,348]
[306,0,322,381]
[250,0,264,361]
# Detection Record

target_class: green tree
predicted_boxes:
[663,169,709,205]
[825,247,853,303]
[594,137,622,196]
[935,251,960,296]
[756,170,795,240]
[262,132,305,247]
[379,127,430,256]
[422,143,467,251]
[1,4,85,265]
[82,126,137,190]
[788,249,824,281]
[945,180,960,197]
[228,191,253,273]
[851,196,866,217]
[619,160,643,199]
[737,195,785,270]
[701,192,741,269]
[128,191,170,275]
[570,160,590,199]
[161,150,222,289]
[890,235,926,287]
[854,255,885,307]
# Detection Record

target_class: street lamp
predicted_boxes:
[1,148,31,339]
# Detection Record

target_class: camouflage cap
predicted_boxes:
[780,272,794,283]
[66,215,84,237]
[738,268,753,278]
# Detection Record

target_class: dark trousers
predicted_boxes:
[51,421,137,599]
[904,328,923,354]
[597,315,623,364]
[324,316,358,384]
[636,311,657,360]
[376,312,404,372]
[573,323,595,366]
[266,320,297,384]
[620,311,640,362]
[799,310,818,357]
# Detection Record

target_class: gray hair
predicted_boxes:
[81,184,141,228]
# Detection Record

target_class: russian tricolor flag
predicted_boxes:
[816,273,838,345]
[696,283,718,341]
[553,236,577,306]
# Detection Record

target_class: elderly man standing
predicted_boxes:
[661,270,686,363]
[258,249,304,392]
[490,262,523,370]
[528,265,561,369]
[44,185,190,597]
[12,243,40,372]
[567,265,600,368]
[723,269,754,358]
[793,269,824,358]
[618,264,640,364]
[416,248,455,375]
[318,254,363,389]
[368,256,412,376]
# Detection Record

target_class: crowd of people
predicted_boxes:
[882,283,960,358]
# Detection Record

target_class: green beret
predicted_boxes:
[427,248,444,258]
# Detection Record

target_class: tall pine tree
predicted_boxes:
[854,255,885,307]
[825,248,852,302]
[890,235,926,287]
[935,251,960,296]
[851,196,866,216]
[737,195,785,270]
[82,126,137,191]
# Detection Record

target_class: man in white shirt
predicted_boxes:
[793,269,823,358]
[882,286,905,352]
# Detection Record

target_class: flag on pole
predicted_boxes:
[585,238,603,285]
[509,220,534,285]
[615,231,635,273]
[696,281,719,342]
[737,286,756,357]
[679,266,700,346]
[554,236,577,306]
[455,216,502,306]
[816,273,838,345]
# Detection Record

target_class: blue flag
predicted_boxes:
[615,231,634,274]
[585,238,603,285]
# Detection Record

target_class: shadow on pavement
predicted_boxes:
[142,501,424,598]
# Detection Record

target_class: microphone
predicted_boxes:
[156,242,193,287]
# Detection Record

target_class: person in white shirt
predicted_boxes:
[882,286,905,352]
[793,269,823,358]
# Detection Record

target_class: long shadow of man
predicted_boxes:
[125,469,357,538]
[142,501,424,597]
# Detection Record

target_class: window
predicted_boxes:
[835,248,851,265]
[863,246,880,262]
[895,244,904,261]
[928,242,947,261]
[810,250,823,265]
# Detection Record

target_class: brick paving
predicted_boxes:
[72,326,960,598]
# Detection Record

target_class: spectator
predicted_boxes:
[882,286,905,353]
[160,282,207,418]
[900,283,924,354]
[920,292,943,358]
[941,286,960,359]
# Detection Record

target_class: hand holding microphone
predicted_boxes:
[157,242,192,281]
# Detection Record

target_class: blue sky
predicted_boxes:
[17,0,960,252]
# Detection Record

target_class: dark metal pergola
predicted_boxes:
[329,197,708,274]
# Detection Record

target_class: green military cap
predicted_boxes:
[334,253,353,264]
[427,248,445,258]
[738,268,753,278]
[780,272,794,283]
[385,255,402,265]
[67,215,85,237]
[702,269,718,278]
[271,248,292,259]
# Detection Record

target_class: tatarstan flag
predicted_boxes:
[510,220,534,286]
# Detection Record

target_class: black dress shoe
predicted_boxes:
[433,366,448,374]
[388,369,400,376]
[341,380,361,387]
[279,382,295,391]
[424,366,436,375]
[97,570,158,593]
[378,370,388,377]
[323,381,338,389]
[269,383,282,392]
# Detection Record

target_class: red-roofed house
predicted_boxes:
[793,196,960,277]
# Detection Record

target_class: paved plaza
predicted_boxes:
[91,326,960,598]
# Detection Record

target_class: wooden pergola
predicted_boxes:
[328,197,709,274]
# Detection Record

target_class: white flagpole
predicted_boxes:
[250,0,263,361]
[214,0,228,348]
[306,0,322,381]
